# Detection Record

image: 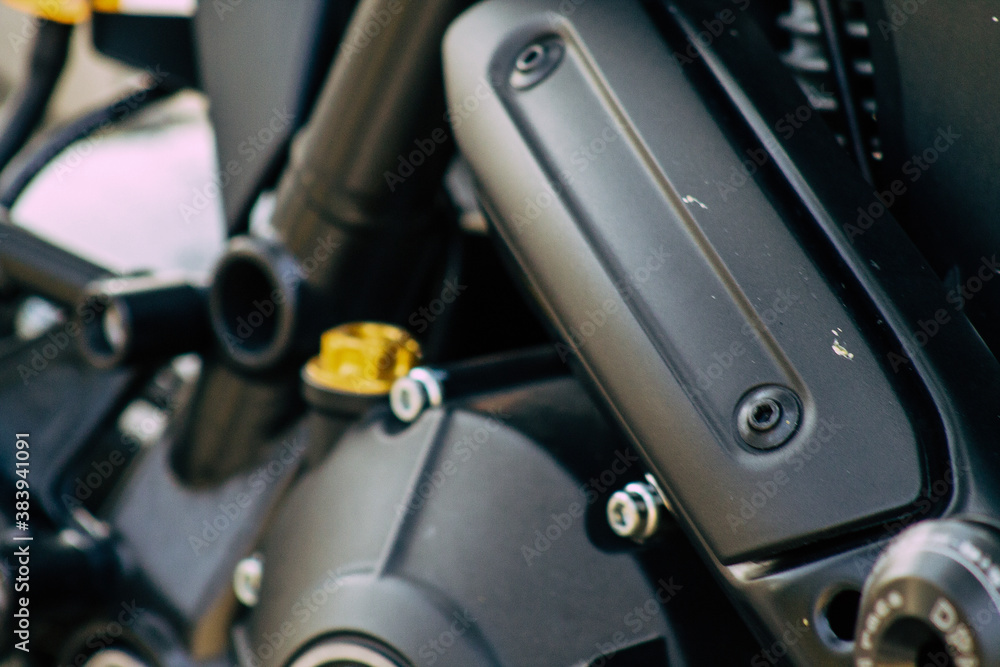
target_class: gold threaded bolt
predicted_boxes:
[303,322,422,395]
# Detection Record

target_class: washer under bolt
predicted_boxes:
[233,554,264,607]
[509,37,565,90]
[736,385,801,450]
[607,481,666,542]
[515,43,547,72]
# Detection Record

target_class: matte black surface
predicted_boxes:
[445,2,1000,664]
[79,276,209,369]
[244,387,758,667]
[0,334,137,524]
[0,215,110,306]
[862,0,1000,360]
[92,13,198,89]
[854,520,1000,667]
[0,20,71,174]
[192,0,352,233]
[417,345,568,400]
[111,419,307,642]
[444,0,926,563]
[662,0,1000,516]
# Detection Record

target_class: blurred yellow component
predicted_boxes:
[93,0,197,16]
[303,322,422,396]
[1,0,91,23]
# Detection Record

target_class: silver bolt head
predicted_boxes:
[390,376,427,423]
[607,489,648,539]
[607,481,667,542]
[515,43,547,72]
[234,554,264,607]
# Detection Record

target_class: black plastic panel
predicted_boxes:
[192,0,353,232]
[444,0,927,563]
[862,0,1000,358]
[244,390,759,667]
[92,13,199,88]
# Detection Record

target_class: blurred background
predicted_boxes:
[0,3,225,276]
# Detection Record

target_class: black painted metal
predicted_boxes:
[444,0,1000,663]
[0,20,72,175]
[0,215,110,306]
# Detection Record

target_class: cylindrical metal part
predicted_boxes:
[171,358,303,485]
[606,481,666,542]
[0,218,110,306]
[207,0,466,372]
[855,519,1000,667]
[272,0,467,257]
[191,0,467,478]
[208,236,302,371]
[78,275,209,369]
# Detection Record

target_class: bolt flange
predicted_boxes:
[233,554,264,607]
[509,37,565,90]
[607,480,666,542]
[735,385,801,450]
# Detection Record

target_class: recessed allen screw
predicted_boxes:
[509,37,565,90]
[607,476,668,543]
[735,385,801,450]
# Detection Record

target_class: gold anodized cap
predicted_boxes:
[303,322,422,396]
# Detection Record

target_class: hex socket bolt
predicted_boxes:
[607,480,667,542]
[389,346,569,422]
